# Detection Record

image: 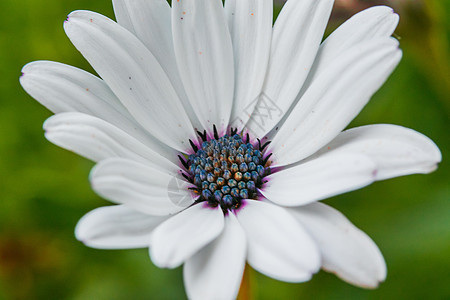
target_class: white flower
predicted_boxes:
[20,0,441,299]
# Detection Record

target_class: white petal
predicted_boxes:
[314,124,442,180]
[262,153,377,207]
[225,0,273,131]
[236,200,320,282]
[75,205,168,249]
[172,0,234,133]
[281,7,400,140]
[112,0,202,130]
[184,213,246,300]
[150,204,225,269]
[245,0,334,137]
[44,112,177,168]
[90,158,195,216]
[270,38,402,166]
[20,61,167,154]
[21,61,124,115]
[64,10,196,152]
[112,0,171,65]
[289,202,386,288]
[304,6,399,89]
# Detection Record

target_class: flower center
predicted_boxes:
[179,126,272,212]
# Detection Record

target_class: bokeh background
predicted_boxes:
[0,0,449,299]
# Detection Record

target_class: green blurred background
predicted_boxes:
[0,0,448,299]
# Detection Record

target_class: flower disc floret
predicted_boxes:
[180,128,272,211]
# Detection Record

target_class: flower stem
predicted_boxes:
[237,265,254,300]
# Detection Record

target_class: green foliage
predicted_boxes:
[0,1,448,299]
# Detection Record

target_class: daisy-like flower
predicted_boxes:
[21,0,441,299]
